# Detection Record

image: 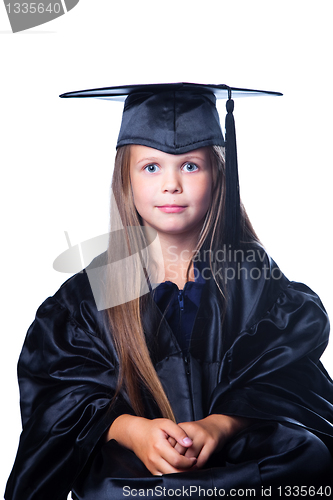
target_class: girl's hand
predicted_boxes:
[107,415,196,475]
[177,414,250,469]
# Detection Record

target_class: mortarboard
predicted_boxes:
[60,83,282,247]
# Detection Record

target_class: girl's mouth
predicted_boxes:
[156,205,187,213]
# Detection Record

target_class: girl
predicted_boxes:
[5,83,333,499]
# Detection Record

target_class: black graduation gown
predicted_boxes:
[5,250,333,500]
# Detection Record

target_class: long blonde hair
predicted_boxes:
[106,145,259,420]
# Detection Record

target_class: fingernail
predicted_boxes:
[182,437,192,445]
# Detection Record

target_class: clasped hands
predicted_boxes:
[107,414,248,476]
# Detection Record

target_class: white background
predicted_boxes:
[1,1,332,497]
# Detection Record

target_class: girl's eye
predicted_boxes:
[183,162,198,172]
[144,164,160,173]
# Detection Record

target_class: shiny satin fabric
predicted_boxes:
[5,248,333,500]
[117,88,224,154]
[72,422,333,499]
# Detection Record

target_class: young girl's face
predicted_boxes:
[129,145,212,239]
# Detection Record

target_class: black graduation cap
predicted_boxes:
[60,83,282,247]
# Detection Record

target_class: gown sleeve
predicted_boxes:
[209,251,333,447]
[5,273,134,500]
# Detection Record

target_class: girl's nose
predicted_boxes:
[161,170,182,194]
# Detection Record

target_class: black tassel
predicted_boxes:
[225,93,241,248]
